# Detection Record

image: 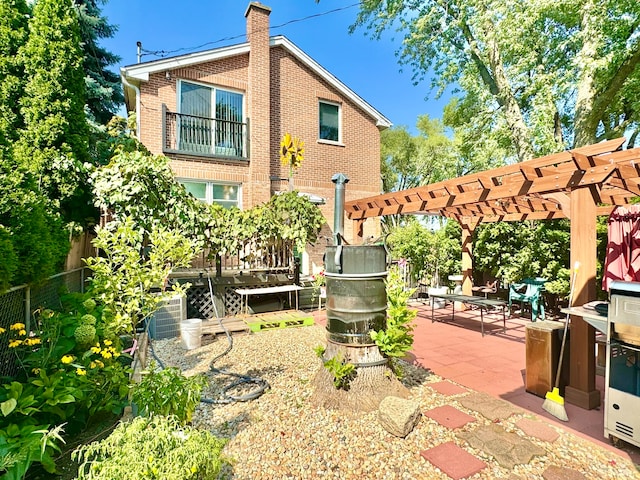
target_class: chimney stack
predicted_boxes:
[245,2,272,205]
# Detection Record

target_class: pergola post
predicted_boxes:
[564,186,600,410]
[460,217,479,296]
[353,219,364,244]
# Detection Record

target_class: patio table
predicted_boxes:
[235,284,303,315]
[430,293,507,337]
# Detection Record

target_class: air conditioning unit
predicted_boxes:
[148,294,186,340]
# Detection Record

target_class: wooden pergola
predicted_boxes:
[344,137,640,410]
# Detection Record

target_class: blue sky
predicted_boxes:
[101,0,450,132]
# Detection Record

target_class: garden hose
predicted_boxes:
[199,272,269,404]
[143,276,268,405]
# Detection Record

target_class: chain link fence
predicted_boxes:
[0,268,89,379]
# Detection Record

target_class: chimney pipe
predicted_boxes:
[331,173,349,246]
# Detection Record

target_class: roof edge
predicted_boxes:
[119,36,392,129]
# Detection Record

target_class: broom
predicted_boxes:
[542,261,579,421]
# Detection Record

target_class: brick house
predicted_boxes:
[120,2,390,275]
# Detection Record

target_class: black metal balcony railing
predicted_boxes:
[164,109,248,159]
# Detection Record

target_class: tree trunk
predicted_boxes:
[309,340,409,412]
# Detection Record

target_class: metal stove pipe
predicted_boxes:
[331,173,349,246]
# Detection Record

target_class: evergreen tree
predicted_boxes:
[0,0,29,149]
[16,0,94,226]
[75,0,124,125]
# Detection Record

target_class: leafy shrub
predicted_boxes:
[131,364,207,424]
[72,416,227,480]
[0,297,131,478]
[370,267,416,376]
[322,355,356,390]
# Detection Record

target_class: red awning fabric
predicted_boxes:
[603,205,640,291]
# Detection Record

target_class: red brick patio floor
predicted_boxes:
[310,300,640,468]
[408,300,640,466]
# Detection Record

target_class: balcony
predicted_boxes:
[163,107,249,160]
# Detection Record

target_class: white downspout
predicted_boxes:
[120,73,141,140]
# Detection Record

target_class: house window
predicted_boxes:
[178,81,244,156]
[319,101,340,142]
[180,180,241,209]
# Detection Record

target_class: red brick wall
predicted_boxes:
[135,10,383,269]
[246,3,272,205]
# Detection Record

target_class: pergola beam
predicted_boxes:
[344,138,640,413]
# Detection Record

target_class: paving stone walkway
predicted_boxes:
[419,380,614,479]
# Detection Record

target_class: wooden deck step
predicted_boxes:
[201,317,250,336]
[243,309,315,332]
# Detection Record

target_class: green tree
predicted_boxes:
[387,219,460,287]
[352,0,640,156]
[473,220,571,286]
[75,0,124,125]
[16,0,93,227]
[0,0,29,150]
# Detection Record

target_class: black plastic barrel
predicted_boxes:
[324,245,387,345]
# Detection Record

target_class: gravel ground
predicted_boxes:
[151,325,640,480]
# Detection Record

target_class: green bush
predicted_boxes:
[0,296,132,478]
[370,267,416,376]
[131,364,207,424]
[72,416,227,480]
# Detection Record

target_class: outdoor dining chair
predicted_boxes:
[508,277,546,321]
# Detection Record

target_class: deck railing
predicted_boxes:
[163,107,248,159]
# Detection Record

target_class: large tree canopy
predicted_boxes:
[353,0,640,158]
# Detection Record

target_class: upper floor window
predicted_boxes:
[319,101,340,143]
[178,81,245,156]
[180,179,241,209]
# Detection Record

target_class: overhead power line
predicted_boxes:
[140,2,361,60]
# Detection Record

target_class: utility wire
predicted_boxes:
[140,2,361,60]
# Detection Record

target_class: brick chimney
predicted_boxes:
[245,2,272,205]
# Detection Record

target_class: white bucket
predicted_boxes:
[180,318,202,350]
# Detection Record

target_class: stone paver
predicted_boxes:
[458,424,546,469]
[420,441,486,480]
[428,380,469,396]
[516,417,560,443]
[459,391,524,421]
[542,465,587,480]
[425,405,476,429]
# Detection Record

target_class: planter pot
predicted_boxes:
[428,286,449,309]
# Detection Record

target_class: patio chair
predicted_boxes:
[472,280,498,298]
[508,277,546,321]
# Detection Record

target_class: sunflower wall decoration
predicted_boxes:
[280,133,305,190]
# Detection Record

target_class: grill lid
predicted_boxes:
[610,280,640,297]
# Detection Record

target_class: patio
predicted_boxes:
[312,301,640,466]
[408,301,640,465]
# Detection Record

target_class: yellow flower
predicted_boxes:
[61,355,74,364]
[90,360,104,369]
[18,329,27,336]
[10,323,25,331]
[32,368,41,375]
[0,327,6,334]
[279,133,305,170]
[190,466,197,473]
[101,350,113,359]
[9,339,22,348]
[76,368,86,376]
[91,345,101,354]
[30,338,41,345]
[103,339,113,346]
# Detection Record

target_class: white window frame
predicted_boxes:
[177,80,246,156]
[179,179,242,209]
[318,100,342,144]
